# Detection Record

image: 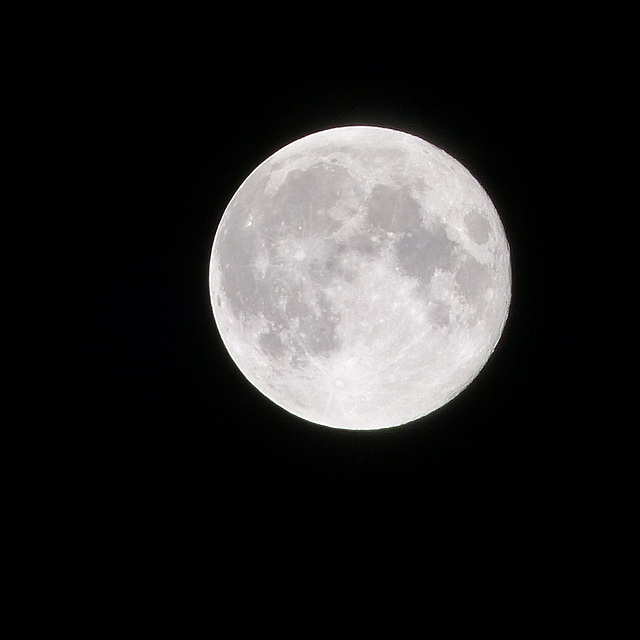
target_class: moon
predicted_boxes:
[209,126,511,430]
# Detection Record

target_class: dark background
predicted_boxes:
[56,13,618,584]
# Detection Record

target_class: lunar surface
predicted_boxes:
[209,126,511,429]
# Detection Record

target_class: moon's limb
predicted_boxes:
[210,126,511,429]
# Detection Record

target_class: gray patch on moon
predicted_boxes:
[215,221,260,318]
[309,241,359,285]
[465,209,490,244]
[455,254,491,307]
[259,327,286,359]
[299,295,342,356]
[272,162,351,218]
[428,300,451,326]
[366,184,422,233]
[258,285,343,366]
[395,224,458,284]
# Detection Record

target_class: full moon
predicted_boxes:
[209,126,511,429]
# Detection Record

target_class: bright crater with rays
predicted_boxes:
[210,126,511,429]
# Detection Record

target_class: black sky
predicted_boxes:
[56,15,617,586]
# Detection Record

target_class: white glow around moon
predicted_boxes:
[209,126,511,430]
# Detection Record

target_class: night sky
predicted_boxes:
[56,14,615,586]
